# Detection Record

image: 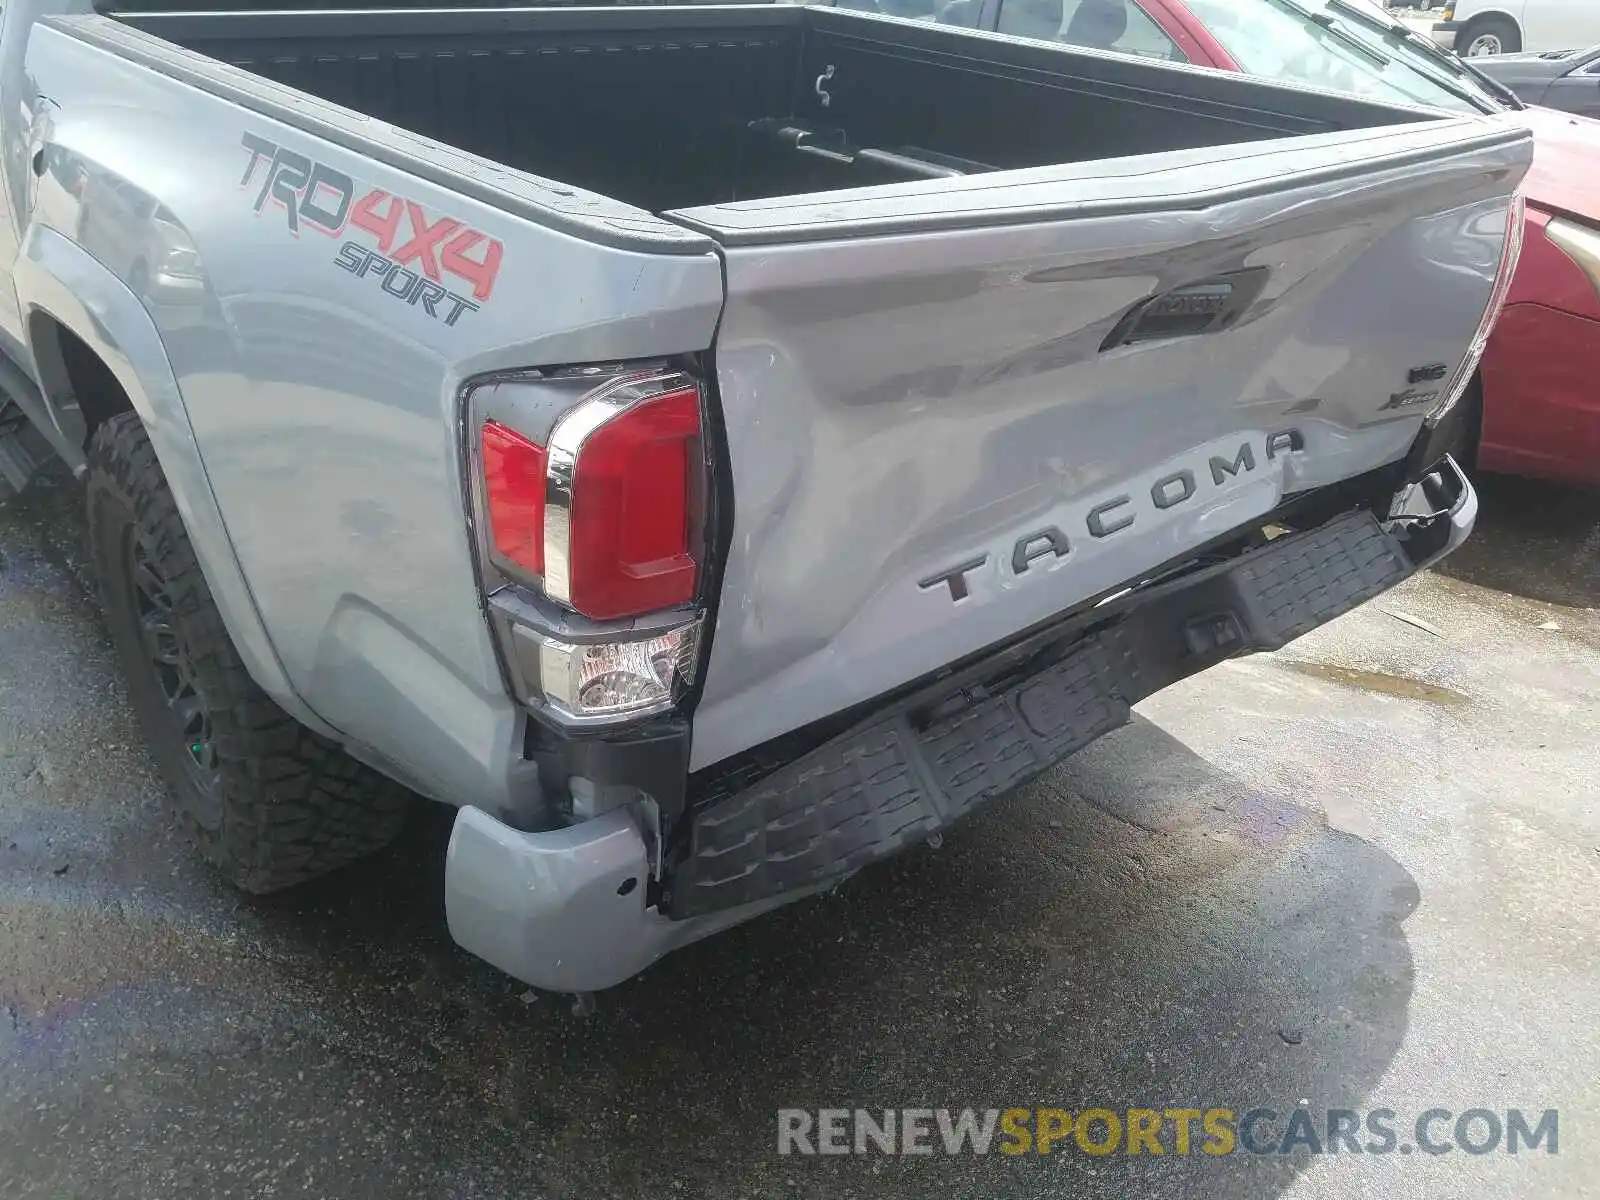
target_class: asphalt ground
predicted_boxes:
[1,468,1596,1199]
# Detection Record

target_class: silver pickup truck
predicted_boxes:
[0,0,1527,992]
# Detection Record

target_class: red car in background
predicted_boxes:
[848,0,1600,487]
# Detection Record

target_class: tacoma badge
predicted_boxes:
[919,428,1304,602]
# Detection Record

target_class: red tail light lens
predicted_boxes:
[481,420,547,577]
[566,385,701,620]
[478,372,704,622]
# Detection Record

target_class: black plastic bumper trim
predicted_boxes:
[664,507,1413,918]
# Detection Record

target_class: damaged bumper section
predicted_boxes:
[445,456,1475,992]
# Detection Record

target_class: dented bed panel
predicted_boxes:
[689,130,1529,769]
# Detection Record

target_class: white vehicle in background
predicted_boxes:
[1431,0,1598,56]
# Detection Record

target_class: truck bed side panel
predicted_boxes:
[23,19,725,811]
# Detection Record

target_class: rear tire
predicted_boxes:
[1461,16,1519,56]
[87,412,411,892]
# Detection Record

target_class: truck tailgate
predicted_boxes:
[674,119,1530,770]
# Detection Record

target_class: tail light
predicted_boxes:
[481,421,547,576]
[467,367,708,725]
[545,380,701,620]
[1430,192,1525,425]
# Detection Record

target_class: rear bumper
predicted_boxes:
[445,806,822,994]
[445,457,1475,992]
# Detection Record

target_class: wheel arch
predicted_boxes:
[1458,7,1524,42]
[14,223,335,737]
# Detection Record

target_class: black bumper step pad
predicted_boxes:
[1231,511,1410,649]
[669,510,1409,918]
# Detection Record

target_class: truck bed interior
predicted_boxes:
[110,3,1436,213]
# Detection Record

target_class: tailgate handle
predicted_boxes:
[1101,267,1268,351]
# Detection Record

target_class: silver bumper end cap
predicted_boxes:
[444,805,812,993]
[1389,452,1477,572]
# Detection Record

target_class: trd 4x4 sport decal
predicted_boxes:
[239,132,503,328]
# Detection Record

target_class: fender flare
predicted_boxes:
[13,223,337,738]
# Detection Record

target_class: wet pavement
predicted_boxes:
[1,470,1597,1199]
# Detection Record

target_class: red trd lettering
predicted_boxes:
[441,229,504,301]
[347,188,502,302]
[392,201,463,283]
[350,190,405,252]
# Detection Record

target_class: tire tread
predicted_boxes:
[87,412,411,893]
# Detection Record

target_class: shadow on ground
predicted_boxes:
[0,480,1418,1199]
[1438,471,1600,609]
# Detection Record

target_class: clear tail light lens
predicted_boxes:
[532,621,702,721]
[1431,192,1525,424]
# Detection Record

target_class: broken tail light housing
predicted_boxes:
[466,366,709,725]
[1430,191,1525,426]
